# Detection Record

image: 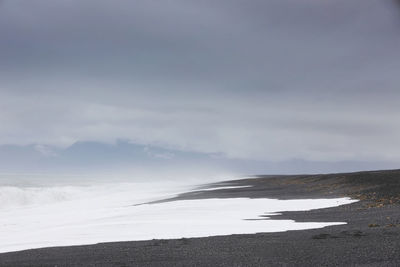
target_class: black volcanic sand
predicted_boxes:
[1,169,400,266]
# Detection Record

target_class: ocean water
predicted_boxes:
[0,175,357,253]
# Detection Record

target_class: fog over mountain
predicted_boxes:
[1,0,400,175]
[0,142,398,176]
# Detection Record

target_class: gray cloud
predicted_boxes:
[0,0,400,165]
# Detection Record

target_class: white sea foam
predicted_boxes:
[0,181,357,253]
[191,185,253,191]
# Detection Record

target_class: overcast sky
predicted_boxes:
[1,0,400,169]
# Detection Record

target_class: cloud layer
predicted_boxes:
[1,0,400,164]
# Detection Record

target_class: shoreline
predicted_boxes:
[1,169,400,266]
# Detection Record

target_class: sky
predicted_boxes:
[1,0,400,175]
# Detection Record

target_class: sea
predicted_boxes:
[0,174,357,253]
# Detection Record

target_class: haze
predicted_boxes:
[1,0,400,175]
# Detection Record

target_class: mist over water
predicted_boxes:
[0,171,234,209]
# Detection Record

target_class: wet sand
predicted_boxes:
[0,169,399,266]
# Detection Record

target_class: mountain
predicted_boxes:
[0,141,398,176]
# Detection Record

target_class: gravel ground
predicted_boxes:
[1,169,400,266]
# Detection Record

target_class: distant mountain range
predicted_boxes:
[0,141,398,176]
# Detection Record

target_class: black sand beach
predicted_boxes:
[1,169,400,266]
